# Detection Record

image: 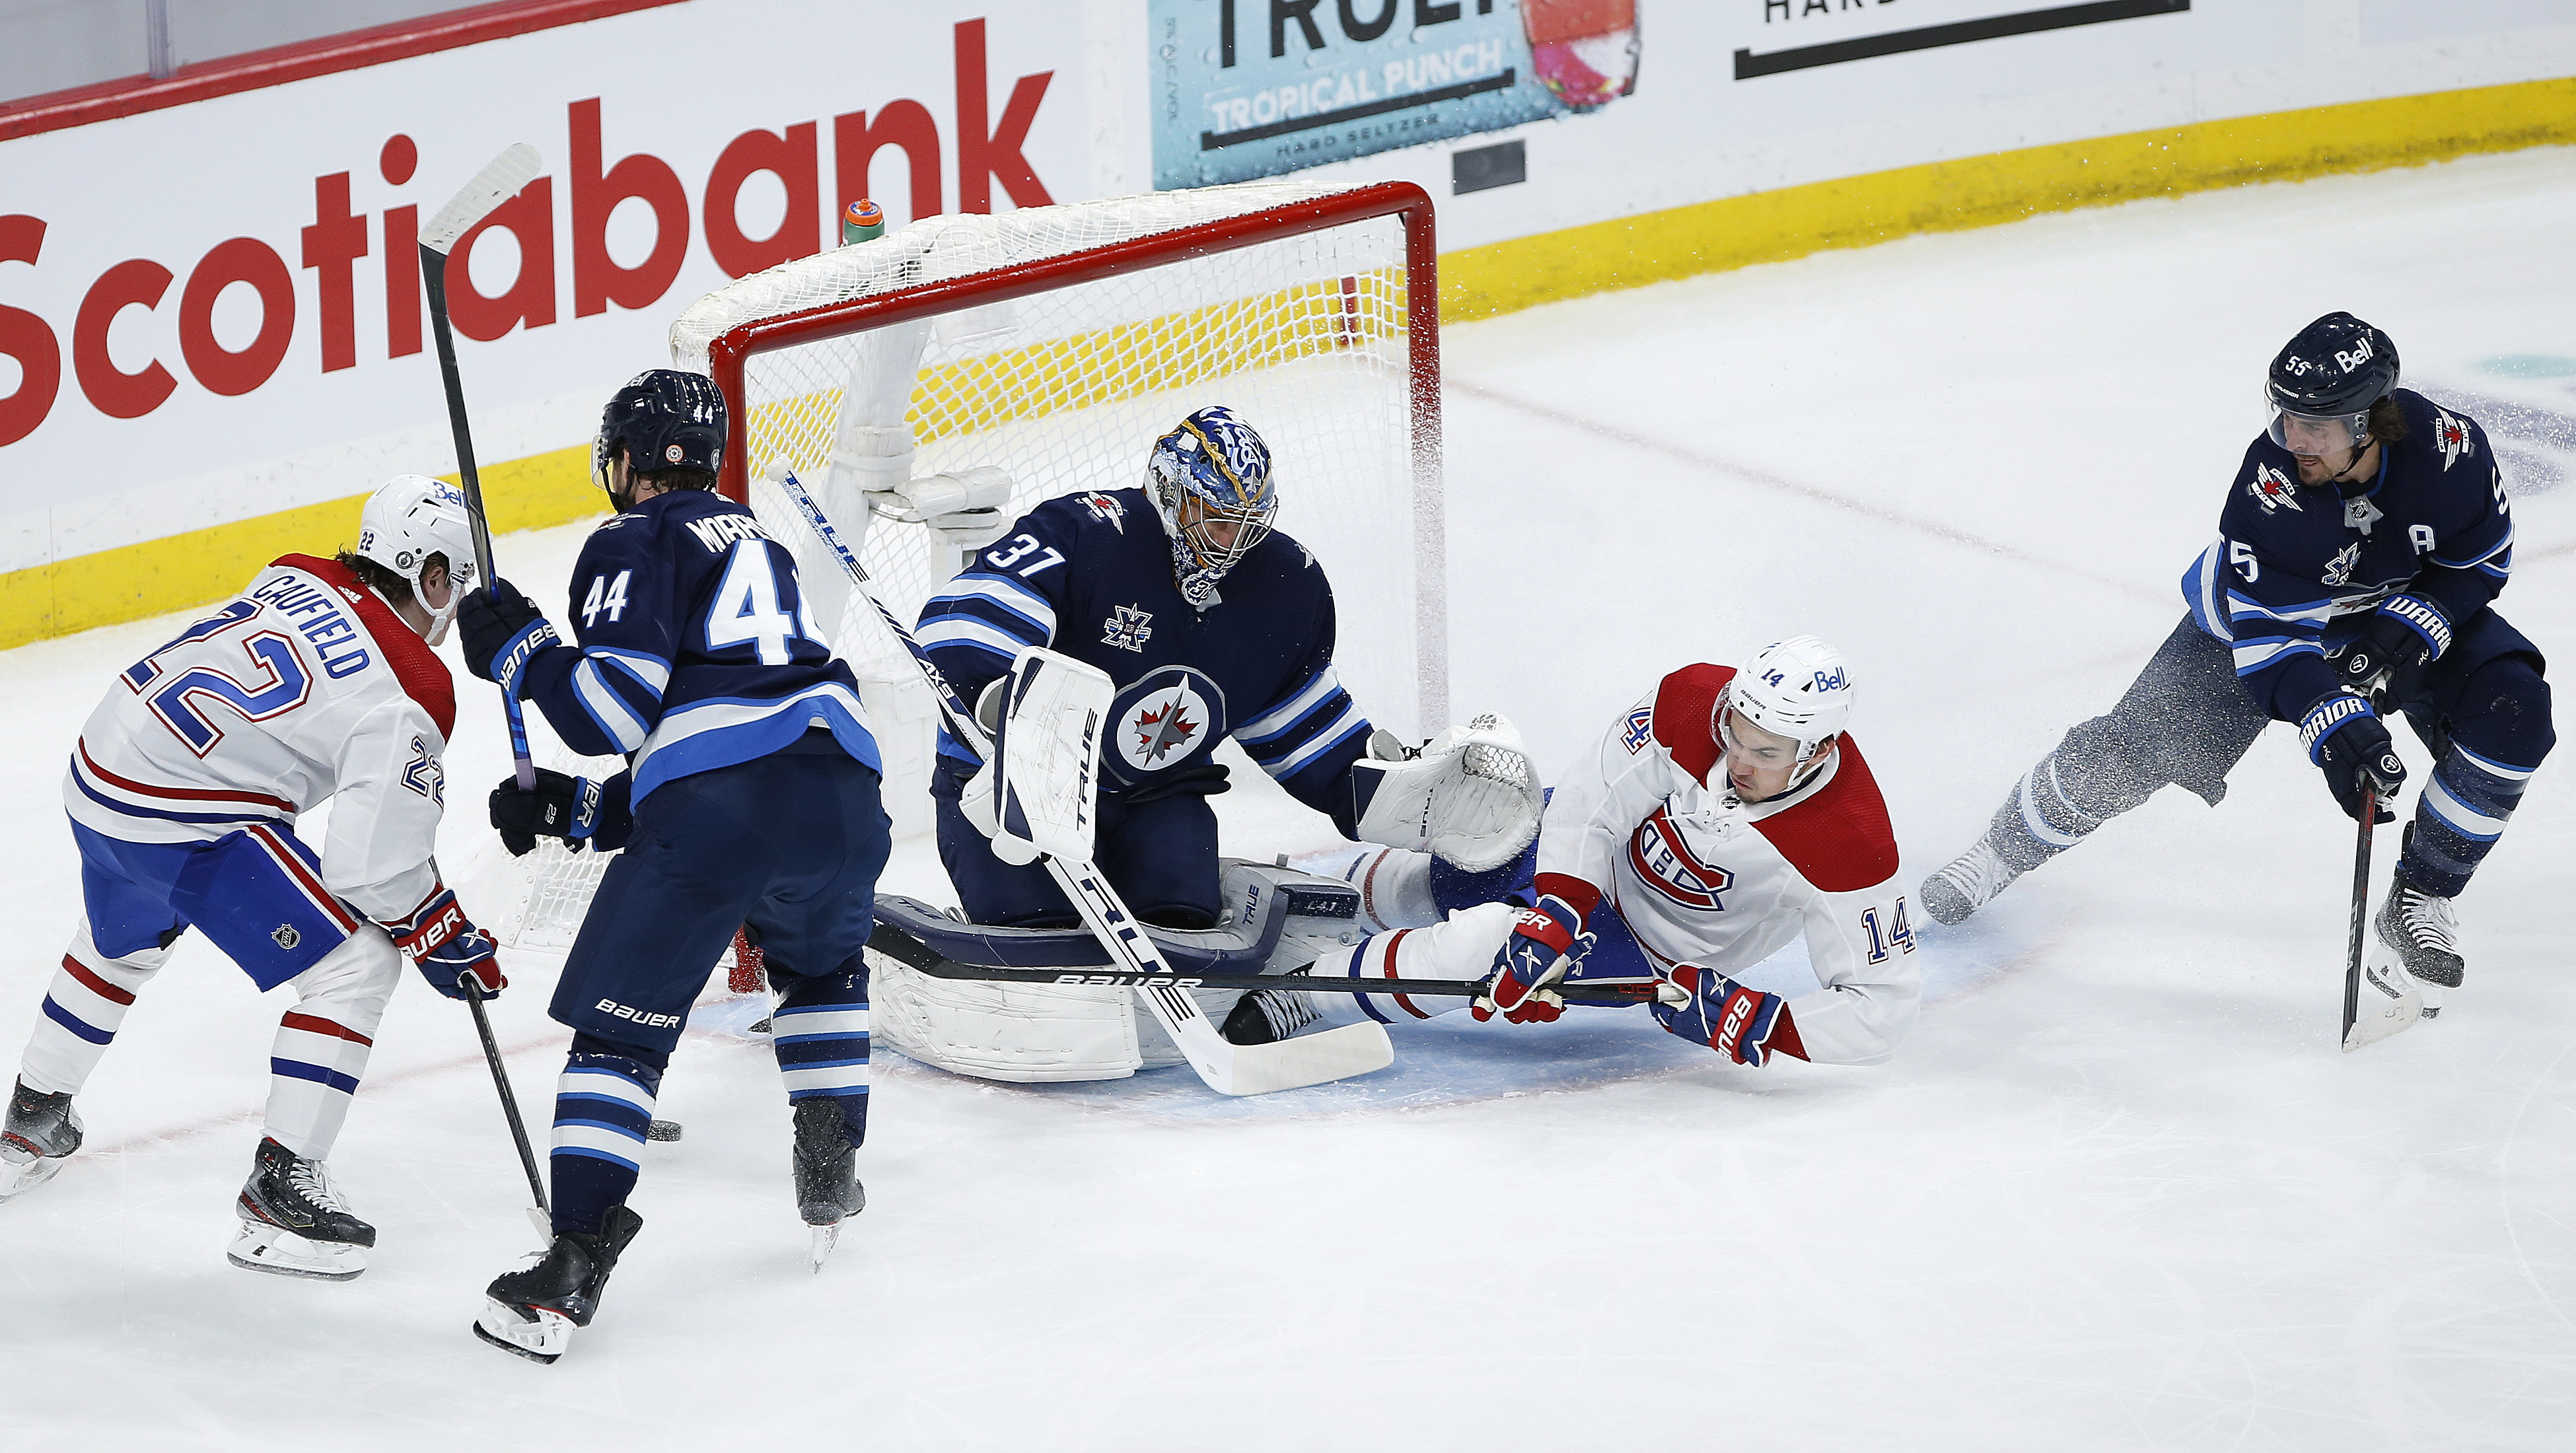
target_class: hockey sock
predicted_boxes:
[771,969,869,1149]
[1991,755,2104,872]
[264,929,400,1158]
[18,922,168,1097]
[550,1034,667,1238]
[2399,745,2541,898]
[1303,930,1466,1028]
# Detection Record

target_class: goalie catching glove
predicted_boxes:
[1353,713,1542,872]
[1651,966,1803,1067]
[378,888,504,1000]
[1474,894,1592,1024]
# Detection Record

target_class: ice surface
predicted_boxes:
[4,148,2575,1449]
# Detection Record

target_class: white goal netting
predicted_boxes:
[670,181,1441,836]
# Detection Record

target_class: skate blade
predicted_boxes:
[474,1298,571,1363]
[2343,944,2425,1053]
[808,1223,840,1273]
[228,1222,367,1281]
[0,1151,67,1205]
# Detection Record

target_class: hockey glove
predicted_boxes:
[2338,596,2447,705]
[1472,894,1591,1024]
[456,577,559,695]
[1651,966,1803,1067]
[489,768,633,855]
[381,888,505,1000]
[2301,690,2405,824]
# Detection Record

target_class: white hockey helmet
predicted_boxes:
[356,474,480,643]
[1723,635,1854,758]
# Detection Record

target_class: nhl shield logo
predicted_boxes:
[272,924,301,950]
[1626,806,1733,911]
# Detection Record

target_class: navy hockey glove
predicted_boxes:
[381,888,505,1000]
[489,768,633,855]
[1473,894,1591,1024]
[2301,690,2404,824]
[456,577,559,693]
[2337,595,2448,705]
[1651,966,1803,1067]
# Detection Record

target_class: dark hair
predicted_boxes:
[2367,395,2407,446]
[336,549,413,607]
[635,464,719,493]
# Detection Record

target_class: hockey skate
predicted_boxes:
[1921,839,2021,926]
[791,1099,865,1272]
[475,1205,645,1364]
[229,1138,375,1280]
[1220,986,1319,1046]
[0,1081,83,1204]
[2375,876,2464,1020]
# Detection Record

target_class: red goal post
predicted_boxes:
[669,180,1447,833]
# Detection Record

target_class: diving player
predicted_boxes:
[1282,639,1920,1068]
[458,369,889,1363]
[1,476,504,1282]
[915,405,1540,942]
[1920,313,2552,1023]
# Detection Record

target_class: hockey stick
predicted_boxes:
[2338,808,2372,1049]
[771,462,1394,1094]
[418,142,542,794]
[868,920,1657,1005]
[2340,773,2422,1051]
[417,144,554,1232]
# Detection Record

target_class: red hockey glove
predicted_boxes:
[381,888,505,1000]
[1473,894,1591,1024]
[1651,966,1801,1066]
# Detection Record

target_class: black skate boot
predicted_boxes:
[792,1099,865,1271]
[0,1081,83,1203]
[230,1137,376,1280]
[475,1205,645,1364]
[2375,874,2464,1018]
[1221,985,1320,1046]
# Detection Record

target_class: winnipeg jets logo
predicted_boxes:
[1621,707,1654,754]
[2248,463,2302,514]
[2322,541,2362,587]
[2431,409,2474,472]
[1627,806,1733,911]
[1077,492,1127,530]
[1102,604,1153,653]
[1128,700,1199,765]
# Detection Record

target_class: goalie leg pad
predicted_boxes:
[865,950,1141,1082]
[1352,715,1542,872]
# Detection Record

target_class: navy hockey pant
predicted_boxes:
[546,738,888,1236]
[930,756,1224,929]
[1987,611,2551,896]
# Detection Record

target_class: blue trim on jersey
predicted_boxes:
[1238,664,1344,744]
[67,768,283,828]
[1266,708,1371,781]
[629,684,881,803]
[2182,540,2229,640]
[927,573,1057,640]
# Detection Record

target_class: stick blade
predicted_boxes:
[423,143,544,254]
[1199,1021,1394,1096]
[2341,945,2424,1052]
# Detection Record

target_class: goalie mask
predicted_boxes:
[594,369,727,511]
[1147,406,1277,610]
[355,474,478,645]
[1720,636,1854,797]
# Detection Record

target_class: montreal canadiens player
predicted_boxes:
[1286,639,1921,1068]
[459,370,889,1362]
[1921,313,2552,1024]
[914,406,1540,1018]
[1,476,505,1280]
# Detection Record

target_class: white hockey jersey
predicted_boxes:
[64,555,457,925]
[1540,663,1919,1065]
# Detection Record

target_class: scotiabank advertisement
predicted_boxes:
[1,0,2572,599]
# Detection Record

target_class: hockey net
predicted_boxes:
[669,180,1445,840]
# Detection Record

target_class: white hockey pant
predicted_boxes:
[1301,902,1520,1028]
[17,918,401,1160]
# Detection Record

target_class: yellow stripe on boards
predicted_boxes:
[9,75,2573,649]
[0,443,598,651]
[1441,75,2576,320]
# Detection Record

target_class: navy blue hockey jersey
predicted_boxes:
[2180,389,2515,721]
[517,489,878,803]
[914,487,1373,820]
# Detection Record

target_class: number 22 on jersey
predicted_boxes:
[121,601,314,756]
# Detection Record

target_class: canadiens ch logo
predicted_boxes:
[1628,806,1733,911]
[1103,604,1153,653]
[2248,464,2302,514]
[1621,707,1654,754]
[2431,408,2474,471]
[1077,492,1127,530]
[2322,541,2362,587]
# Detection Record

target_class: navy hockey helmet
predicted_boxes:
[2264,312,2398,450]
[593,369,727,505]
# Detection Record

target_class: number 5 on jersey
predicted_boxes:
[705,542,822,664]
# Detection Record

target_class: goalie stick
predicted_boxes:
[418,143,552,1236]
[867,919,1658,1005]
[769,462,1395,1095]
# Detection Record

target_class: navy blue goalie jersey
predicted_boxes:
[2180,388,2516,721]
[519,489,878,804]
[914,487,1374,822]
